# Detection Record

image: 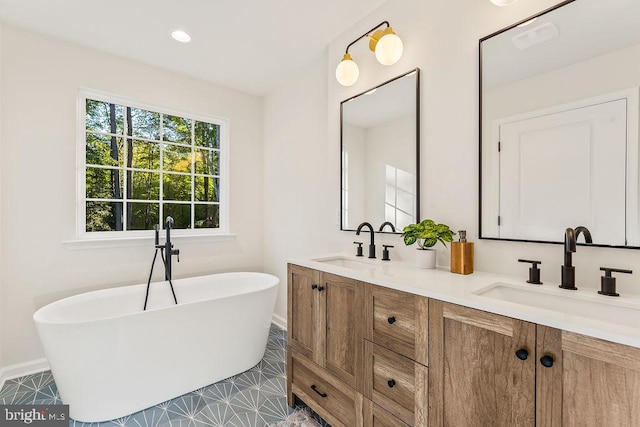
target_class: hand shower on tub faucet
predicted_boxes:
[144,217,180,310]
[164,216,180,280]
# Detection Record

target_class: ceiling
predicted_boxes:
[482,0,640,89]
[343,70,417,128]
[0,0,387,95]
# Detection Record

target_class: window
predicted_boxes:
[385,164,415,230]
[79,91,228,238]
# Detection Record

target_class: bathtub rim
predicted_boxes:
[33,271,279,326]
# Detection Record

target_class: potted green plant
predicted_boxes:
[401,219,455,268]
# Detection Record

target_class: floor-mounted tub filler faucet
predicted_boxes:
[143,216,180,310]
[560,226,592,290]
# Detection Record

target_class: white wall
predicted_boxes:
[5,0,640,368]
[0,22,3,371]
[0,25,265,367]
[263,0,640,326]
[364,114,415,228]
[485,42,640,123]
[262,54,338,323]
[342,122,366,228]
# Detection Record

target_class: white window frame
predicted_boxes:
[76,88,230,240]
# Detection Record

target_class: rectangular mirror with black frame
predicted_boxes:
[340,68,420,233]
[479,0,640,247]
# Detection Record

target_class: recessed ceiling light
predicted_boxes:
[171,30,191,43]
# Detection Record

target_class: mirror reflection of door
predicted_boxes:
[480,0,640,246]
[341,69,419,232]
[497,96,627,244]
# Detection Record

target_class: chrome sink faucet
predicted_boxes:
[356,222,376,258]
[560,226,592,290]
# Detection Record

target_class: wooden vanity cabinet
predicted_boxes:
[428,300,536,426]
[364,284,429,426]
[537,326,640,427]
[364,399,411,427]
[365,284,429,364]
[429,300,640,427]
[287,264,365,426]
[287,265,319,363]
[289,264,640,427]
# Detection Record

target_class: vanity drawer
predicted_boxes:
[290,351,362,427]
[364,398,410,427]
[364,341,428,426]
[366,284,429,364]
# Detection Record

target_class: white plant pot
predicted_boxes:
[416,248,436,269]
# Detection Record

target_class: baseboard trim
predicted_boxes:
[0,358,50,390]
[272,313,287,330]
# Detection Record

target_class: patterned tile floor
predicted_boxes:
[0,325,329,427]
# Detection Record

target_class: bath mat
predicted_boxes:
[269,408,322,427]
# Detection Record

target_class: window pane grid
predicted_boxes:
[84,165,219,178]
[86,130,160,145]
[84,97,222,233]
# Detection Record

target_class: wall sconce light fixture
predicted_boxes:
[335,21,403,87]
[490,0,518,6]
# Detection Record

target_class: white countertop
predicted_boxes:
[288,253,640,349]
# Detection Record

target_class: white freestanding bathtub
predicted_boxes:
[33,272,279,422]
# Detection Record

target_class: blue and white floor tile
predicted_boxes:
[0,324,329,427]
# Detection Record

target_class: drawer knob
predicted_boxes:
[318,286,325,292]
[310,384,328,398]
[387,379,396,388]
[311,284,318,290]
[515,348,529,360]
[387,316,396,324]
[540,355,554,368]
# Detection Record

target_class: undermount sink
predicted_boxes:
[473,282,640,327]
[312,256,373,270]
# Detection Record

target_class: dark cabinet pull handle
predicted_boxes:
[311,284,318,290]
[311,384,327,398]
[515,348,529,360]
[387,316,396,324]
[540,355,554,368]
[317,286,325,292]
[387,379,396,388]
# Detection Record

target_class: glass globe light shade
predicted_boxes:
[375,31,403,65]
[335,54,359,86]
[490,0,518,6]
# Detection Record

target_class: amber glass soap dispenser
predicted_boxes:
[451,230,474,275]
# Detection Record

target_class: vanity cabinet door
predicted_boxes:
[321,272,364,392]
[287,265,321,364]
[537,326,640,427]
[429,300,536,426]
